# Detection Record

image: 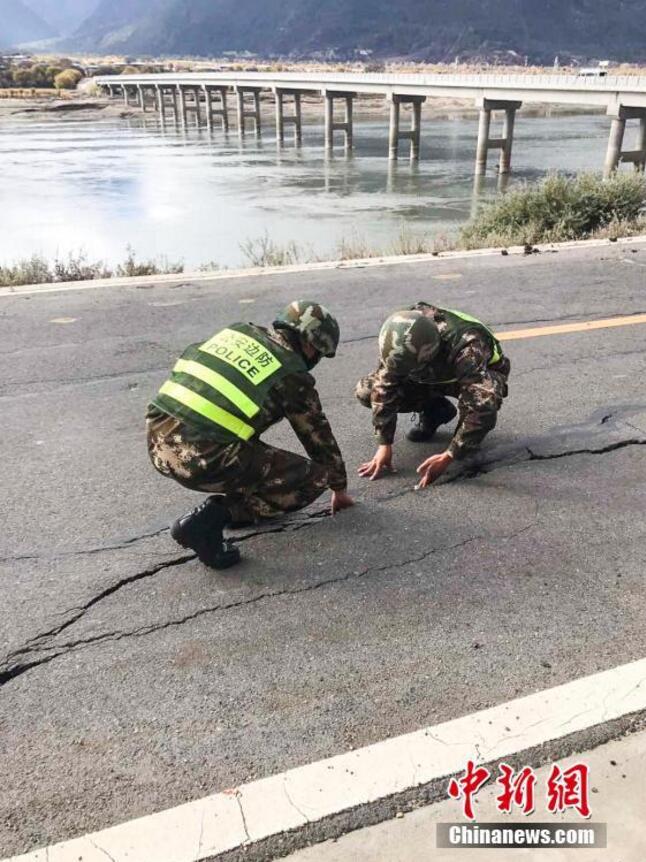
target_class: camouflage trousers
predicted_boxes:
[355,376,461,420]
[355,356,510,450]
[147,413,329,525]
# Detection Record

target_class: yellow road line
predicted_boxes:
[497,313,646,341]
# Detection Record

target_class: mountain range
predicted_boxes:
[0,0,55,47]
[0,0,98,46]
[69,0,646,62]
[4,0,646,63]
[31,0,102,36]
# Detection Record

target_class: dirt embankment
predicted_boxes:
[0,97,140,122]
[0,90,604,125]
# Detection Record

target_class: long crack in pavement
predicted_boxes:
[0,554,194,686]
[1,433,643,691]
[0,529,525,689]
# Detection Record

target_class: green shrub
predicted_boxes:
[11,63,58,88]
[239,233,305,267]
[12,67,37,87]
[114,246,183,277]
[54,68,83,90]
[53,252,111,282]
[460,172,646,248]
[0,254,52,286]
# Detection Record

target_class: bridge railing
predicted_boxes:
[94,71,646,93]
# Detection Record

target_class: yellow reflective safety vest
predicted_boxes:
[153,323,307,443]
[409,304,504,386]
[443,308,503,365]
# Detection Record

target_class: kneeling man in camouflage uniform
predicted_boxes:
[356,302,510,488]
[147,301,354,569]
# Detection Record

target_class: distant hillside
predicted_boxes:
[0,0,56,47]
[23,0,101,37]
[70,0,646,63]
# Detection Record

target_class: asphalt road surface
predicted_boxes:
[1,243,645,858]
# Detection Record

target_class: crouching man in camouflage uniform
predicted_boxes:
[356,302,510,488]
[147,301,354,570]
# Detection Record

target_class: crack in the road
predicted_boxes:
[235,793,251,844]
[232,508,331,543]
[0,554,194,686]
[1,433,642,689]
[0,526,170,563]
[2,435,640,689]
[525,438,646,461]
[2,511,329,565]
[196,808,206,859]
[283,779,311,824]
[88,839,117,862]
[442,436,646,486]
[0,532,499,688]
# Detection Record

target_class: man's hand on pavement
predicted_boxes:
[331,489,355,515]
[357,444,395,481]
[415,451,454,489]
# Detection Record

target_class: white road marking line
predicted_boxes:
[6,657,646,862]
[1,235,645,298]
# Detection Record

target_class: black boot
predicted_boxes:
[171,496,241,570]
[407,397,457,443]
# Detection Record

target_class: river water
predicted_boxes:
[0,111,615,270]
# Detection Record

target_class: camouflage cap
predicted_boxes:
[378,310,441,374]
[274,300,340,357]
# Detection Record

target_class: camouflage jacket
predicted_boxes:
[148,327,347,491]
[370,305,509,458]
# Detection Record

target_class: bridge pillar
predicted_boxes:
[155,85,164,124]
[157,86,174,126]
[323,91,355,151]
[637,118,646,171]
[177,85,188,128]
[137,85,145,111]
[203,86,213,132]
[236,87,262,136]
[166,86,178,124]
[204,86,230,132]
[274,89,303,144]
[604,106,646,176]
[191,87,202,127]
[474,99,522,175]
[387,94,426,160]
[499,106,517,174]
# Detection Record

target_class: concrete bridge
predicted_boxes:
[94,71,646,177]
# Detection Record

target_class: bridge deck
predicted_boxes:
[95,71,646,109]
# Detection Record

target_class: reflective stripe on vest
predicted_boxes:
[154,324,297,441]
[158,381,255,441]
[173,358,259,419]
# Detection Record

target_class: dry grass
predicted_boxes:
[0,248,183,287]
